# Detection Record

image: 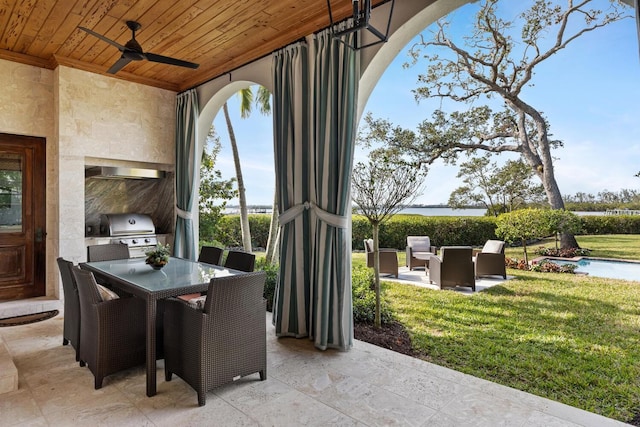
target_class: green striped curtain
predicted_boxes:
[272,42,311,338]
[272,30,358,351]
[174,89,199,260]
[311,27,359,350]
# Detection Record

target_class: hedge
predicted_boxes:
[353,214,499,250]
[214,214,271,249]
[212,213,640,251]
[579,215,640,235]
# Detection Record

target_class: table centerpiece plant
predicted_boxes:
[145,243,171,270]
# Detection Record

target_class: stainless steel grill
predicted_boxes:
[100,213,159,258]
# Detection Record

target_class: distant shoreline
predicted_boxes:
[222,205,606,217]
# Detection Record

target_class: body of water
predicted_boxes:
[223,206,605,217]
[546,258,640,282]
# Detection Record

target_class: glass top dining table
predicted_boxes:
[80,256,242,397]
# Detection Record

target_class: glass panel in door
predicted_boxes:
[0,154,22,233]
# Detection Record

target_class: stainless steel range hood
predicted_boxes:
[85,166,166,179]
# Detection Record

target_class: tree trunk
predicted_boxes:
[223,102,252,252]
[538,165,579,249]
[265,190,279,264]
[518,107,580,250]
[372,223,381,329]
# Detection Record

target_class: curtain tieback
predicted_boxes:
[279,201,348,229]
[176,207,193,220]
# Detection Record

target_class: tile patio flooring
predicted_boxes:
[0,307,630,426]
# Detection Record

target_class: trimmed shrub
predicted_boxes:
[255,258,278,312]
[352,265,394,324]
[215,214,271,249]
[580,215,640,235]
[353,214,498,250]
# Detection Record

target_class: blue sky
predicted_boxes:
[212,0,640,206]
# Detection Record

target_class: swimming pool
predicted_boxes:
[544,258,640,282]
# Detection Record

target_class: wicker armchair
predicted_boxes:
[198,246,224,265]
[474,240,507,279]
[406,236,436,270]
[429,246,476,291]
[87,243,130,262]
[163,271,267,406]
[71,266,146,389]
[56,258,81,362]
[223,250,256,272]
[364,239,398,277]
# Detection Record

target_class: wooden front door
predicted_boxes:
[0,134,46,301]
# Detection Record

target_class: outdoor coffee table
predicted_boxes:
[413,252,436,272]
[81,256,242,397]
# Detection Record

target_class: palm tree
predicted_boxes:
[222,85,271,252]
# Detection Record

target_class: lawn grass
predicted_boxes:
[377,234,640,423]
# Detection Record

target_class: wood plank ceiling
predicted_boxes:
[0,0,375,92]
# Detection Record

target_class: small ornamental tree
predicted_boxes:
[351,149,426,328]
[541,209,582,249]
[495,208,549,264]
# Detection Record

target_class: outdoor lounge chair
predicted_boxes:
[429,246,476,291]
[474,240,507,279]
[364,239,398,277]
[406,236,436,270]
[56,258,81,362]
[163,271,267,406]
[71,266,146,389]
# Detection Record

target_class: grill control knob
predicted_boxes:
[144,238,151,244]
[132,239,138,244]
[119,240,126,245]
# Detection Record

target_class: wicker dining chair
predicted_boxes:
[198,246,224,266]
[223,250,256,272]
[163,271,267,406]
[56,258,81,362]
[86,243,130,262]
[71,266,146,389]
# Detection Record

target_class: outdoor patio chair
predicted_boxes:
[364,239,398,277]
[429,246,476,291]
[71,266,146,389]
[87,243,130,262]
[56,257,81,362]
[163,271,267,406]
[198,246,224,266]
[224,250,256,272]
[474,240,507,279]
[86,243,132,293]
[406,236,436,270]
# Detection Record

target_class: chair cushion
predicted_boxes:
[178,293,201,301]
[482,240,505,254]
[186,295,207,311]
[407,236,430,251]
[96,284,119,301]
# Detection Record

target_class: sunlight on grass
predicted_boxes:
[371,235,640,423]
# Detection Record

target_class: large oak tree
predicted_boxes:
[364,0,629,248]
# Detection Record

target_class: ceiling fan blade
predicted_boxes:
[107,56,133,74]
[78,27,126,51]
[144,52,200,69]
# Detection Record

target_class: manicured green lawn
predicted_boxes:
[372,235,640,423]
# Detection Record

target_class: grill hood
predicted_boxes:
[100,213,156,236]
[85,166,166,179]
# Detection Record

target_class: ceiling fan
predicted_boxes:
[79,20,200,74]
